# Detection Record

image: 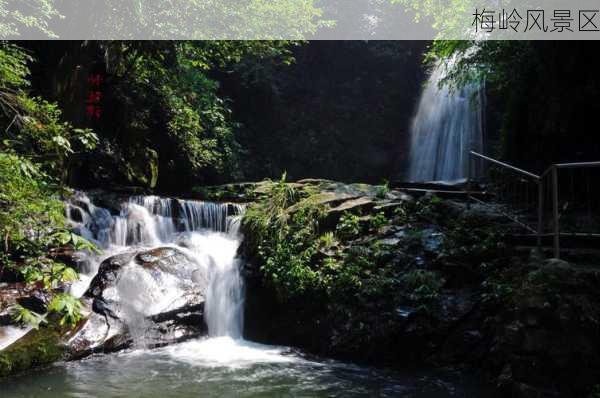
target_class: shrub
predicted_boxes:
[370,212,389,231]
[48,293,83,327]
[336,212,361,240]
[400,269,445,305]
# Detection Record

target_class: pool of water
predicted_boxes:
[1,337,490,398]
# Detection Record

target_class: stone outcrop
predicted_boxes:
[67,246,208,358]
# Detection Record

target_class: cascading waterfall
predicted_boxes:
[4,191,492,396]
[66,192,246,341]
[407,59,485,182]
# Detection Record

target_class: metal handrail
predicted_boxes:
[555,161,600,169]
[469,151,600,259]
[470,151,540,180]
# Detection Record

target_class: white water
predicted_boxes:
[407,59,485,182]
[1,193,491,397]
[62,192,293,364]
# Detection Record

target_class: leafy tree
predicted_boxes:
[93,41,297,188]
[0,0,60,38]
[0,42,95,329]
[0,43,98,182]
[48,0,328,39]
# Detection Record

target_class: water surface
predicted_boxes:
[1,337,490,398]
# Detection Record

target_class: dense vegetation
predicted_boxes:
[233,177,600,397]
[0,0,327,39]
[0,43,98,328]
[18,40,426,190]
[240,177,509,361]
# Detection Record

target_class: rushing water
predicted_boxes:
[407,59,485,183]
[1,192,491,397]
[64,192,246,344]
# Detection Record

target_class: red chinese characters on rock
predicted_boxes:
[85,73,104,120]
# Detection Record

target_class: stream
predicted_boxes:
[1,192,491,397]
[2,337,489,397]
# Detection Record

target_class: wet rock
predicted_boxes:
[135,247,187,270]
[86,251,136,299]
[68,206,84,222]
[72,246,208,358]
[66,307,128,359]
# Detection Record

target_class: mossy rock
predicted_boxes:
[0,324,64,377]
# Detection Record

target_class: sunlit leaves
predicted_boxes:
[1,44,98,180]
[0,0,61,38]
[48,293,83,326]
[11,305,47,329]
[51,230,99,253]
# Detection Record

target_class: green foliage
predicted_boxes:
[400,269,445,306]
[52,230,99,253]
[11,305,46,329]
[102,41,298,186]
[244,173,298,239]
[0,153,64,249]
[18,261,77,288]
[52,1,328,39]
[375,180,390,199]
[244,179,332,299]
[48,293,83,327]
[393,205,410,224]
[336,212,361,240]
[0,154,96,299]
[0,43,31,90]
[318,232,338,250]
[0,43,98,182]
[0,0,61,38]
[245,181,414,307]
[370,212,389,231]
[402,195,443,223]
[440,216,506,266]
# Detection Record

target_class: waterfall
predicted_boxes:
[67,193,244,248]
[66,192,246,340]
[407,59,485,182]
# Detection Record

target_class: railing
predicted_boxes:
[468,151,600,258]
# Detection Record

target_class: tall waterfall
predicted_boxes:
[66,193,245,339]
[407,60,485,182]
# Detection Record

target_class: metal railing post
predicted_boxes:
[552,166,560,258]
[537,179,543,249]
[466,152,472,209]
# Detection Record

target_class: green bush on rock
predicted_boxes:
[240,178,518,366]
[242,178,451,310]
[0,154,87,330]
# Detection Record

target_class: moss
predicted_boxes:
[0,324,64,377]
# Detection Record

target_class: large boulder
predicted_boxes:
[68,246,208,358]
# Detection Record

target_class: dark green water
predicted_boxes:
[1,337,490,398]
